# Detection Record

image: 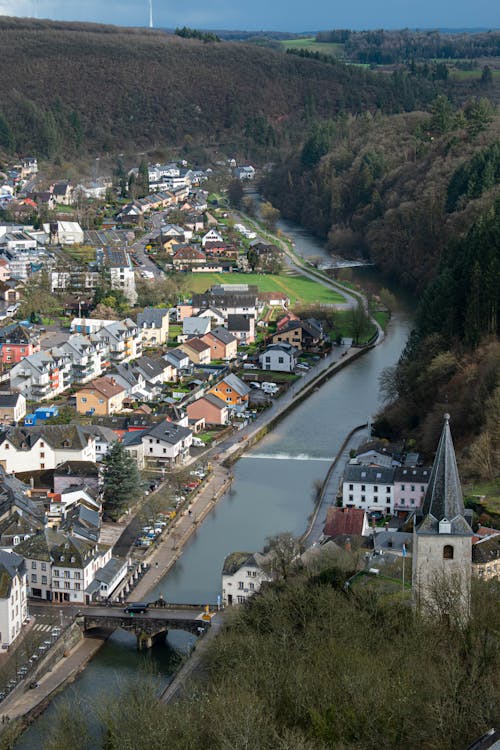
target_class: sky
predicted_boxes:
[0,0,498,31]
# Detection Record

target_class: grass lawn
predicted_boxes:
[60,245,96,264]
[464,480,500,517]
[372,310,391,330]
[184,272,345,306]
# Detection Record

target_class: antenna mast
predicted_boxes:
[149,0,153,28]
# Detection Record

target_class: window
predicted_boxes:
[349,484,353,491]
[75,583,81,591]
[361,484,366,492]
[411,499,415,505]
[373,497,378,503]
[238,581,244,590]
[278,357,284,363]
[374,485,378,492]
[74,572,81,580]
[64,582,70,590]
[31,561,36,569]
[349,494,353,502]
[249,582,254,590]
[443,545,454,560]
[81,397,87,403]
[411,485,415,492]
[386,487,391,493]
[64,571,70,578]
[41,575,47,585]
[53,580,59,589]
[53,569,59,577]
[361,495,365,502]
[401,484,405,491]
[237,596,245,603]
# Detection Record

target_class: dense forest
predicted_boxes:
[316,28,500,64]
[0,17,477,161]
[32,558,500,750]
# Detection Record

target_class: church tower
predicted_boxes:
[412,414,473,624]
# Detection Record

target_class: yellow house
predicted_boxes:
[75,376,126,416]
[137,307,169,346]
[179,338,211,365]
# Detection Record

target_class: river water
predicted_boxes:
[17,222,413,748]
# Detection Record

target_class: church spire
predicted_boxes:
[418,414,472,535]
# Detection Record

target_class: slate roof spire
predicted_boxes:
[418,414,472,535]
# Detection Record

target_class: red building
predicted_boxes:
[0,324,40,365]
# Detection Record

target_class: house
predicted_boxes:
[0,324,40,364]
[14,528,112,604]
[52,182,73,206]
[179,338,211,366]
[208,373,250,411]
[0,550,27,647]
[222,551,270,606]
[81,425,118,462]
[192,285,258,319]
[201,327,238,361]
[121,431,145,470]
[187,394,229,426]
[164,348,191,372]
[323,507,370,539]
[137,307,169,346]
[86,556,129,602]
[59,334,104,385]
[0,511,41,548]
[172,246,206,269]
[95,319,142,366]
[0,258,10,282]
[227,314,255,345]
[53,461,100,495]
[201,229,223,248]
[20,157,38,176]
[0,392,26,425]
[276,312,299,331]
[259,343,298,373]
[182,316,211,339]
[342,464,395,516]
[472,533,500,580]
[0,425,96,474]
[271,319,325,351]
[116,202,143,224]
[197,307,225,327]
[133,355,169,386]
[393,466,432,513]
[233,165,256,181]
[141,421,192,468]
[75,376,126,416]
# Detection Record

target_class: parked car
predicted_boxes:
[296,363,310,371]
[243,363,257,370]
[249,381,261,389]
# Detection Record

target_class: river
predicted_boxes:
[17,222,413,748]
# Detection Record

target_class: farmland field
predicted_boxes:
[280,37,344,57]
[183,272,345,306]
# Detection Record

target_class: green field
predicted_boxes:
[184,272,345,306]
[280,37,344,57]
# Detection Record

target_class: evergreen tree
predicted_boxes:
[102,442,142,520]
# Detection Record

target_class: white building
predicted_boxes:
[101,247,137,304]
[0,425,96,474]
[0,550,27,648]
[342,464,395,516]
[141,421,192,468]
[222,551,271,606]
[43,221,84,246]
[259,343,298,373]
[14,529,112,604]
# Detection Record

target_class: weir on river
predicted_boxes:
[16,221,413,749]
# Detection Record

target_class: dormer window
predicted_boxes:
[439,518,452,534]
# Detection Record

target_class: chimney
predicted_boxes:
[345,538,352,552]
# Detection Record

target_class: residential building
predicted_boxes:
[141,421,192,468]
[412,415,473,623]
[472,534,500,580]
[50,268,100,294]
[182,316,211,339]
[222,551,270,606]
[187,394,229,426]
[342,464,395,515]
[53,461,100,496]
[121,431,145,470]
[14,528,112,604]
[172,246,206,269]
[0,550,27,648]
[201,327,238,361]
[81,425,118,462]
[393,466,432,513]
[0,393,26,425]
[137,307,169,346]
[271,319,325,351]
[75,376,126,416]
[95,319,141,366]
[164,348,191,372]
[201,229,223,248]
[227,314,255,345]
[0,425,96,474]
[100,247,137,304]
[258,343,298,372]
[192,285,258,319]
[323,507,370,539]
[59,334,104,385]
[208,374,250,411]
[133,356,169,386]
[179,338,211,366]
[10,350,70,401]
[52,182,73,206]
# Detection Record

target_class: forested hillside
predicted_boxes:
[40,563,500,750]
[0,17,459,161]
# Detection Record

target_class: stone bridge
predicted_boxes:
[78,603,213,650]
